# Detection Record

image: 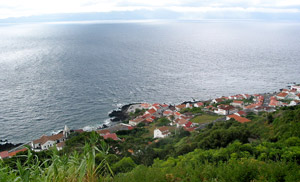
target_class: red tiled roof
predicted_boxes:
[33,133,64,145]
[141,103,151,108]
[219,105,235,111]
[145,118,154,123]
[185,121,193,128]
[277,92,288,98]
[0,151,9,159]
[227,114,251,123]
[97,129,110,135]
[142,114,151,118]
[215,98,224,103]
[269,99,279,106]
[176,104,186,109]
[163,110,173,115]
[130,117,145,123]
[103,133,119,140]
[178,118,189,125]
[157,126,170,135]
[195,102,204,106]
[174,112,181,116]
[236,111,246,116]
[233,100,243,104]
[8,148,27,157]
[147,108,156,114]
[161,104,169,108]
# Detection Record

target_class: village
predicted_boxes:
[1,84,300,160]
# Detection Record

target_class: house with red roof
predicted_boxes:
[176,118,190,127]
[0,151,9,160]
[141,103,151,109]
[211,98,224,104]
[231,100,244,108]
[289,100,300,106]
[173,111,182,119]
[96,129,110,136]
[215,105,238,115]
[242,94,251,99]
[163,110,173,117]
[129,117,145,126]
[194,102,204,107]
[154,126,171,138]
[31,125,70,151]
[276,92,288,100]
[269,97,282,107]
[103,133,120,141]
[291,85,300,92]
[226,114,251,123]
[234,110,247,117]
[175,104,186,111]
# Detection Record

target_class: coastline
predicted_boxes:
[2,83,299,152]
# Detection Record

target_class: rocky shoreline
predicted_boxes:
[0,140,22,152]
[108,103,136,122]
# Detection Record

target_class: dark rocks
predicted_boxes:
[0,141,22,152]
[108,103,133,122]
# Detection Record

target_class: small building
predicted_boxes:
[163,110,173,117]
[291,85,300,92]
[0,151,9,160]
[215,105,238,115]
[175,104,186,111]
[234,110,247,117]
[129,117,145,126]
[96,129,110,136]
[154,127,171,138]
[176,118,189,127]
[276,92,288,100]
[194,102,204,107]
[211,98,224,104]
[289,100,300,106]
[231,100,244,108]
[103,133,120,141]
[31,125,70,151]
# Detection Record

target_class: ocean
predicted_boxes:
[1,20,300,143]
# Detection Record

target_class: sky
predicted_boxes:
[0,0,300,20]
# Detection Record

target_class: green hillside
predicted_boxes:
[1,105,300,182]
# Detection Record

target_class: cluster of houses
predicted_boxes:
[2,85,299,156]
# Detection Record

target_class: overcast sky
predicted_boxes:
[1,0,300,19]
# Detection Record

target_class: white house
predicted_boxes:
[194,102,204,107]
[231,100,244,108]
[291,85,300,92]
[289,100,300,106]
[154,127,171,138]
[215,105,238,115]
[276,92,288,100]
[129,117,145,126]
[31,125,70,151]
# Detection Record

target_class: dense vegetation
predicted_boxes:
[1,105,300,181]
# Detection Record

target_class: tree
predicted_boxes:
[112,157,137,174]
